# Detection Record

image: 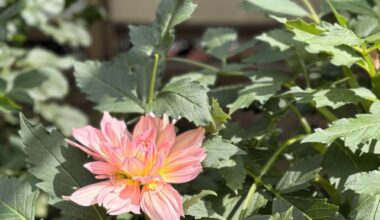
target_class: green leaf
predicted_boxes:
[40,20,91,47]
[228,70,290,113]
[0,176,39,220]
[273,197,344,220]
[13,70,48,89]
[321,0,376,16]
[19,114,107,220]
[206,98,230,133]
[26,67,68,101]
[221,156,246,193]
[201,28,237,60]
[154,0,197,52]
[21,0,65,26]
[352,16,378,38]
[303,113,380,149]
[349,194,380,220]
[169,71,216,87]
[129,25,157,56]
[345,170,380,194]
[322,143,360,189]
[241,0,308,17]
[345,171,380,219]
[185,199,223,219]
[248,207,294,220]
[149,79,212,126]
[203,136,245,169]
[276,155,322,193]
[34,102,88,136]
[256,29,295,51]
[284,86,376,109]
[74,60,144,114]
[183,190,217,210]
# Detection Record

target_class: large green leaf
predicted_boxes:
[183,190,222,219]
[149,79,212,126]
[273,197,344,220]
[228,70,290,113]
[241,0,308,17]
[203,136,246,169]
[284,87,376,109]
[275,155,322,193]
[221,156,246,193]
[0,176,39,220]
[74,60,144,113]
[19,114,107,220]
[256,29,295,52]
[303,113,380,149]
[345,171,380,219]
[248,207,294,220]
[154,0,197,52]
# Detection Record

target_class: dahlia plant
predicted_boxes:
[2,0,380,220]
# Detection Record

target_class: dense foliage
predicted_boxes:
[2,0,380,219]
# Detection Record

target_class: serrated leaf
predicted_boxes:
[154,0,197,52]
[149,79,212,126]
[221,156,246,193]
[185,200,223,220]
[321,0,376,16]
[273,197,344,220]
[169,71,216,87]
[0,176,39,220]
[353,16,378,38]
[276,155,322,193]
[303,113,380,148]
[284,86,376,109]
[183,190,217,210]
[345,170,380,194]
[249,207,294,220]
[201,28,237,60]
[19,114,107,220]
[241,0,308,17]
[349,194,380,220]
[21,0,65,26]
[256,29,295,51]
[203,136,245,169]
[206,98,230,133]
[74,60,144,114]
[228,70,290,113]
[129,25,158,56]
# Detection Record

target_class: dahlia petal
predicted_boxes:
[84,161,117,175]
[98,182,141,215]
[141,183,184,220]
[160,156,204,183]
[121,157,145,177]
[100,112,130,146]
[156,123,176,152]
[167,128,205,160]
[68,181,110,206]
[72,126,100,147]
[133,116,157,139]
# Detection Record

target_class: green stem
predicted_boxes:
[147,53,160,104]
[165,57,244,76]
[239,136,304,219]
[317,107,338,122]
[301,0,320,24]
[239,183,257,220]
[315,174,341,205]
[296,50,311,88]
[289,105,327,153]
[342,66,360,88]
[259,135,305,178]
[289,104,312,134]
[246,168,283,199]
[166,57,219,72]
[342,67,370,111]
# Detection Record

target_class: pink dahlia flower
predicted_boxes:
[65,112,206,220]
